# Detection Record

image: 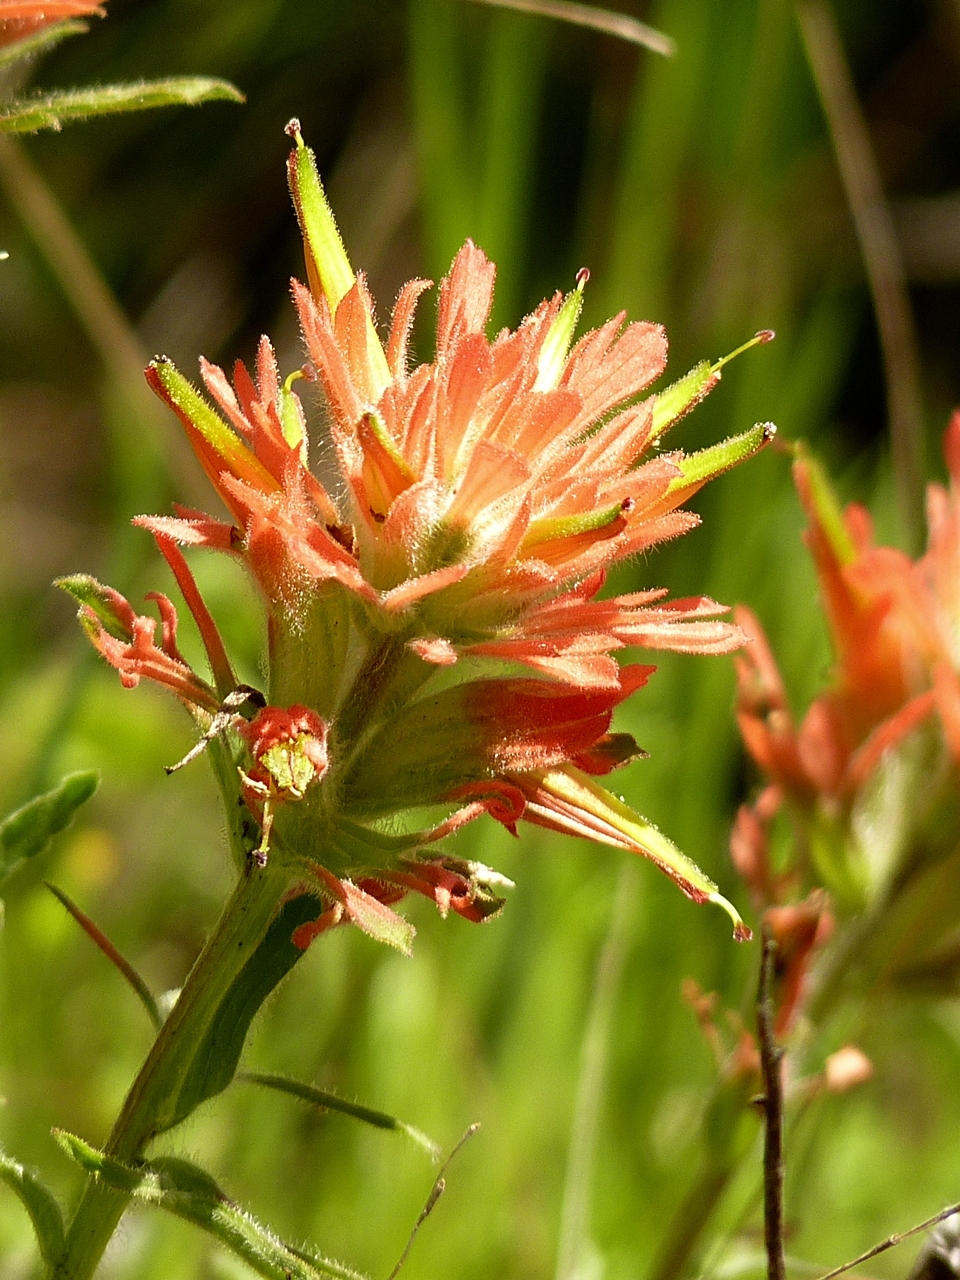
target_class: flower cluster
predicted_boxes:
[732,418,960,997]
[61,124,774,951]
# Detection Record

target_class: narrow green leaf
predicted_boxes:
[529,767,752,940]
[0,19,89,72]
[337,879,416,956]
[239,1072,441,1160]
[0,1149,66,1266]
[45,881,162,1032]
[666,422,776,496]
[0,770,99,872]
[284,122,391,393]
[168,894,324,1129]
[651,332,775,443]
[0,77,244,134]
[522,497,626,550]
[54,1135,369,1280]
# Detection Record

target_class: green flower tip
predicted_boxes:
[535,266,589,392]
[651,329,776,444]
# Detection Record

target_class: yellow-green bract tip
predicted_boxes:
[534,267,588,392]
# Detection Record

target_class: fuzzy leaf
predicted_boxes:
[527,767,751,940]
[54,1135,368,1280]
[285,122,391,392]
[522,498,625,550]
[0,77,243,133]
[0,771,99,877]
[651,331,774,442]
[0,1149,66,1266]
[0,19,88,71]
[240,1072,441,1160]
[535,270,586,391]
[337,879,416,956]
[167,893,324,1129]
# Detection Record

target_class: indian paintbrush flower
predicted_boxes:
[59,122,776,953]
[733,418,960,936]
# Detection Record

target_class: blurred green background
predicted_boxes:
[3,0,960,1276]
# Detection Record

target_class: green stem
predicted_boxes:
[50,861,294,1280]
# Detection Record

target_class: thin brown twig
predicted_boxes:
[758,925,786,1280]
[796,0,925,552]
[466,0,676,56]
[814,1201,960,1280]
[386,1123,480,1280]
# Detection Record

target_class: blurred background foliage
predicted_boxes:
[3,0,960,1276]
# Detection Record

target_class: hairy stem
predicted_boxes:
[50,860,294,1280]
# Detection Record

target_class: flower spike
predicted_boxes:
[66,124,774,949]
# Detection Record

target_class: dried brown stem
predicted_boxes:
[387,1123,480,1280]
[816,1201,960,1280]
[796,0,925,552]
[758,925,786,1280]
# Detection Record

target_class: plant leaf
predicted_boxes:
[239,1072,441,1160]
[0,18,88,71]
[167,893,324,1129]
[54,1134,369,1280]
[0,77,244,134]
[0,771,99,882]
[0,1149,66,1266]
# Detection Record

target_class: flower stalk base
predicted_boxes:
[50,860,298,1280]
